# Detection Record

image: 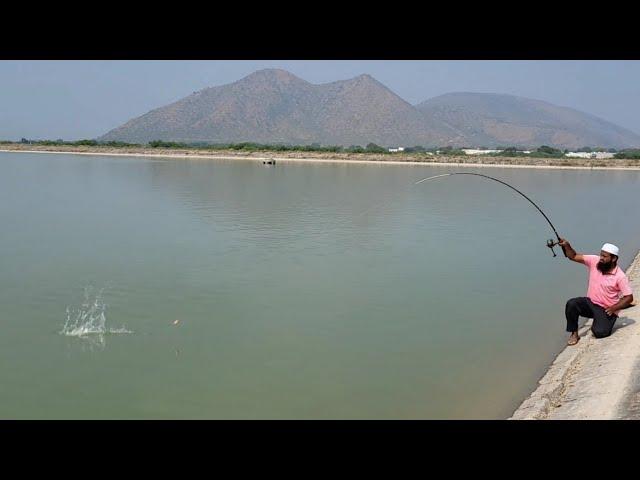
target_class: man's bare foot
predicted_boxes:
[567,331,580,346]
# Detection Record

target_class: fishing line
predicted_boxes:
[310,179,417,242]
[414,172,566,257]
[308,170,566,257]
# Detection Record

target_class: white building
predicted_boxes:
[388,147,405,153]
[565,151,615,159]
[462,149,503,155]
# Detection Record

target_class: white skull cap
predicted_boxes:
[601,243,619,256]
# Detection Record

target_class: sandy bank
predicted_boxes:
[2,145,640,171]
[510,251,640,420]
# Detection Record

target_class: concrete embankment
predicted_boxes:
[510,250,640,420]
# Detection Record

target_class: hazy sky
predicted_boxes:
[1,60,639,141]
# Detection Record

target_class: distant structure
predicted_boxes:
[462,149,534,155]
[565,151,615,159]
[462,149,503,155]
[388,147,405,153]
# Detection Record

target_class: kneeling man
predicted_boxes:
[558,239,634,345]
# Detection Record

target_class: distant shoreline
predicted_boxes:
[3,144,640,171]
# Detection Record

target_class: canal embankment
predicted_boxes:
[510,250,640,420]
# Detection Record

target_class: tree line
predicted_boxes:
[4,138,639,159]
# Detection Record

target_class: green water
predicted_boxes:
[1,151,639,419]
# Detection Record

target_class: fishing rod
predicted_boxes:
[414,172,567,257]
[307,170,566,258]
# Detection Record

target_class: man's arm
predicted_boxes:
[558,238,584,263]
[605,295,634,316]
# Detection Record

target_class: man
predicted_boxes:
[558,239,634,345]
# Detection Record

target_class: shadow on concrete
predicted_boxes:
[612,317,636,333]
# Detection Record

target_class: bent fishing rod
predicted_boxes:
[308,170,566,258]
[414,172,567,257]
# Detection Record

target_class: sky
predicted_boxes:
[1,60,640,141]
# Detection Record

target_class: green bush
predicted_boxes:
[149,140,189,148]
[346,145,365,153]
[365,143,386,153]
[614,149,640,159]
[404,145,426,153]
[536,145,564,156]
[437,146,466,156]
[100,141,139,147]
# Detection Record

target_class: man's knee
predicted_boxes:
[591,327,612,339]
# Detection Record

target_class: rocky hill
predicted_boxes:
[415,92,640,149]
[100,70,640,149]
[100,69,460,147]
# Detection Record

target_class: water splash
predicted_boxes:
[60,286,132,346]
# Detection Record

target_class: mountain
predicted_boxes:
[99,69,461,147]
[415,92,640,149]
[100,70,640,149]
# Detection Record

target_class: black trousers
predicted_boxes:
[565,297,617,338]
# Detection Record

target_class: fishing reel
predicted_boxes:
[546,239,559,256]
[546,239,564,257]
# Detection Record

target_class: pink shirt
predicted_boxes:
[581,255,633,315]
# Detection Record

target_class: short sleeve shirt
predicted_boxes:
[581,255,633,315]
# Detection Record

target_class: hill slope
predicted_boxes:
[100,69,460,147]
[415,92,640,149]
[101,71,640,149]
